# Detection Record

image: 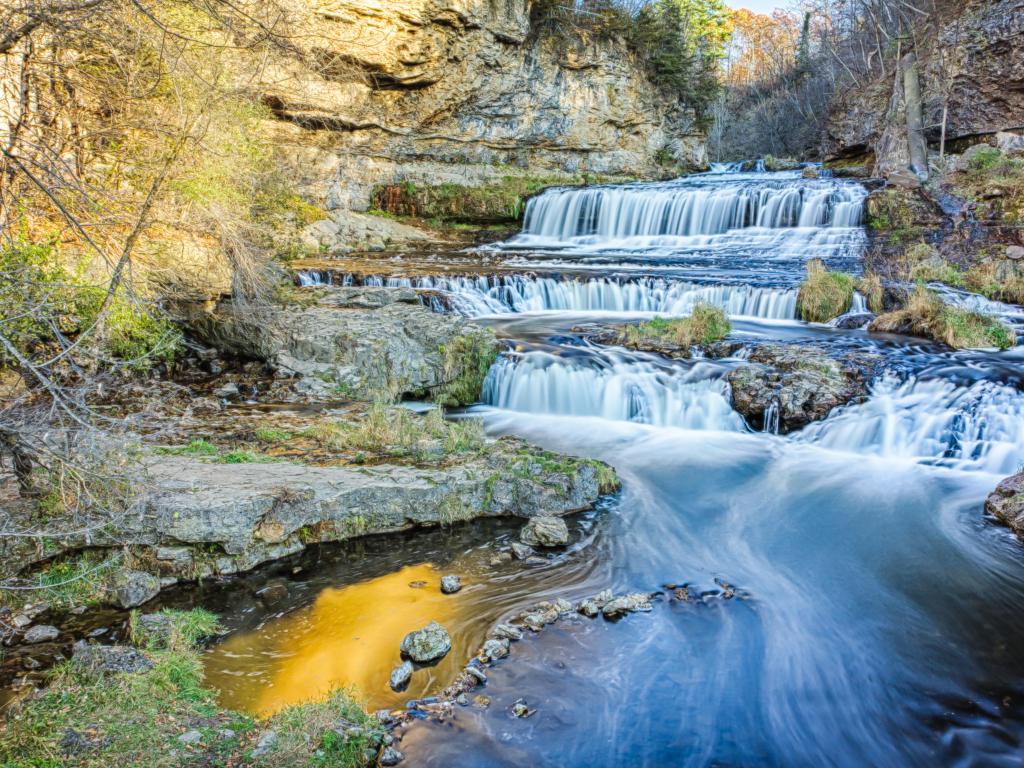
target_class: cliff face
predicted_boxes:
[261,0,705,218]
[825,0,1024,172]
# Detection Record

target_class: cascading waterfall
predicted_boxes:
[796,376,1024,474]
[514,175,866,244]
[482,351,745,431]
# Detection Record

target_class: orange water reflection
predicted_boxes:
[204,563,466,716]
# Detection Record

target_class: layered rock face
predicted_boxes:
[825,0,1024,172]
[263,0,705,218]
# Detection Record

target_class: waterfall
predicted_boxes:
[482,351,746,431]
[796,376,1024,474]
[518,180,865,242]
[294,272,799,319]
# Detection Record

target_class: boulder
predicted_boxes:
[602,593,654,619]
[996,132,1024,154]
[520,516,569,547]
[985,472,1024,539]
[23,624,59,644]
[400,622,451,663]
[71,641,153,674]
[481,638,510,661]
[1006,245,1024,261]
[107,570,160,609]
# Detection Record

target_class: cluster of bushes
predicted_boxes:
[530,0,731,124]
[624,302,731,348]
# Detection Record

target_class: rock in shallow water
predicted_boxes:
[23,625,59,644]
[520,516,569,547]
[108,570,160,609]
[400,621,452,663]
[389,660,414,691]
[602,593,654,619]
[440,575,461,594]
[986,471,1024,539]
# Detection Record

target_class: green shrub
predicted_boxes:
[625,303,731,348]
[796,259,855,322]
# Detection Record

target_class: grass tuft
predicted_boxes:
[869,285,1016,349]
[796,259,855,322]
[624,303,731,348]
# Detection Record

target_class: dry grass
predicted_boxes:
[796,259,855,322]
[869,285,1016,349]
[857,271,884,313]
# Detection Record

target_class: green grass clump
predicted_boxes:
[436,330,499,407]
[155,440,278,464]
[265,689,384,768]
[156,438,219,456]
[624,303,731,348]
[0,552,116,612]
[796,259,855,322]
[869,285,1016,350]
[130,607,222,652]
[857,272,884,313]
[254,427,293,444]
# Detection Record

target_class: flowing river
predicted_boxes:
[207,169,1024,765]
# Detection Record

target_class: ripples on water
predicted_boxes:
[208,171,1024,766]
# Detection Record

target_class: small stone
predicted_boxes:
[1006,245,1024,261]
[602,593,654,619]
[379,747,405,766]
[218,729,235,740]
[519,516,569,547]
[456,693,469,706]
[481,638,510,661]
[510,542,534,560]
[553,598,573,614]
[400,622,451,663]
[490,623,523,641]
[674,586,692,602]
[511,698,534,718]
[389,660,414,692]
[252,730,278,757]
[178,730,203,746]
[473,694,491,708]
[440,575,462,594]
[577,599,600,618]
[23,624,59,644]
[465,665,487,683]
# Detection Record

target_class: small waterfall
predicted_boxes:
[518,178,865,243]
[293,272,799,319]
[763,400,781,435]
[482,351,746,431]
[797,376,1024,474]
[708,162,744,174]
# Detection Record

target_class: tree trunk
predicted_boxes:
[902,52,929,179]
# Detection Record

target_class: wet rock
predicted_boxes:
[722,344,877,432]
[252,730,278,757]
[178,730,203,746]
[71,641,154,674]
[374,710,397,726]
[832,312,875,329]
[481,638,510,661]
[389,660,414,691]
[577,599,600,618]
[553,598,573,614]
[23,625,59,644]
[473,694,491,708]
[408,580,427,589]
[108,570,159,609]
[213,382,239,399]
[602,593,654,619]
[400,622,451,663]
[380,746,405,766]
[510,542,534,560]
[520,516,569,547]
[456,693,469,706]
[490,623,523,641]
[511,698,534,718]
[465,664,488,684]
[489,552,513,566]
[985,471,1024,539]
[440,575,462,594]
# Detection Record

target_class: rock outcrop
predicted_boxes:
[259,0,706,248]
[131,436,610,583]
[985,471,1024,539]
[188,286,498,404]
[825,0,1024,174]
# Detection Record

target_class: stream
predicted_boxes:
[214,170,1024,765]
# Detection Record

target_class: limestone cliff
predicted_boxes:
[257,0,705,244]
[825,0,1024,173]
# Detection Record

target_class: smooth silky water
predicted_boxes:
[204,170,1024,765]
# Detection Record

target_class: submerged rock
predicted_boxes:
[510,542,534,560]
[520,516,569,547]
[400,622,452,663]
[985,472,1024,539]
